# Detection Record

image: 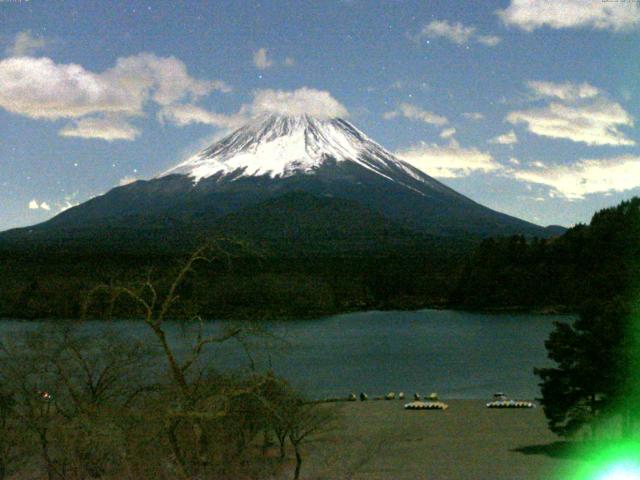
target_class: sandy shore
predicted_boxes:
[301,399,581,480]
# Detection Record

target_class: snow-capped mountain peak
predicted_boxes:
[162,113,428,187]
[13,115,549,241]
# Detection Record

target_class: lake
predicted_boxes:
[0,309,569,400]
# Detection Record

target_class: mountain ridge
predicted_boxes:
[1,113,558,242]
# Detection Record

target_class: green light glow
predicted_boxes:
[595,463,640,480]
[569,441,640,480]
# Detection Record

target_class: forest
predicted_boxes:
[0,197,637,320]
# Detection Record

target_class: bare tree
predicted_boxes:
[82,240,276,479]
[0,323,159,480]
[0,240,312,479]
[0,388,23,480]
[288,400,340,480]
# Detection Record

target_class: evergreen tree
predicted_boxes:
[535,299,631,437]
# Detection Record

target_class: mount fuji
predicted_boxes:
[1,114,556,251]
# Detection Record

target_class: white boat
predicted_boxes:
[486,393,535,409]
[404,400,448,410]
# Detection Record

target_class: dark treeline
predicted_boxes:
[450,197,640,311]
[0,240,469,320]
[531,198,640,439]
[0,197,637,320]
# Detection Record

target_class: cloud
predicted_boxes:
[250,87,348,118]
[158,104,249,129]
[56,192,80,212]
[414,20,501,46]
[5,30,48,57]
[508,155,640,199]
[476,35,502,47]
[396,140,502,178]
[0,56,137,119]
[252,48,295,69]
[253,48,273,69]
[489,130,518,145]
[118,176,138,186]
[440,127,456,139]
[507,100,634,146]
[59,115,141,141]
[463,112,484,121]
[103,53,231,106]
[526,80,600,101]
[497,0,640,32]
[384,103,448,126]
[506,81,635,146]
[0,53,230,139]
[28,199,50,210]
[160,87,348,131]
[58,201,78,212]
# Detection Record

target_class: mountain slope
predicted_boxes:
[212,190,431,254]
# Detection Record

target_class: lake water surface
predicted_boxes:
[0,309,569,400]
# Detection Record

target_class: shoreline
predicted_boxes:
[0,303,576,322]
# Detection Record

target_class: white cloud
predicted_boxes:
[253,48,274,69]
[415,20,501,46]
[507,99,634,146]
[160,87,348,130]
[103,53,231,106]
[0,56,137,119]
[6,30,48,57]
[476,35,502,47]
[118,176,138,186]
[28,199,50,210]
[59,115,140,141]
[506,81,635,146]
[396,140,502,178]
[252,48,295,69]
[58,201,78,212]
[384,103,448,126]
[440,127,456,139]
[0,53,230,139]
[56,192,80,212]
[463,112,484,121]
[509,157,521,165]
[419,20,475,44]
[250,87,348,119]
[489,130,518,145]
[498,0,640,32]
[526,80,600,101]
[158,104,249,129]
[509,155,640,199]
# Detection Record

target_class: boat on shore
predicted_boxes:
[486,393,535,409]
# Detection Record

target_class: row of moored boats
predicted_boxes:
[345,392,535,410]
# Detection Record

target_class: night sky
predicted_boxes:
[1,0,639,230]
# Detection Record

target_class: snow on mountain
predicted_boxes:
[0,113,551,240]
[162,113,434,192]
